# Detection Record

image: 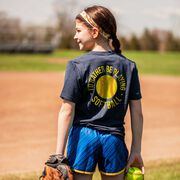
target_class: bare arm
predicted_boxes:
[56,99,75,155]
[126,99,144,173]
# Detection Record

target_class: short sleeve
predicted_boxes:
[60,61,82,103]
[129,64,142,100]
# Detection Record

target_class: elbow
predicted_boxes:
[59,100,75,120]
[59,108,73,119]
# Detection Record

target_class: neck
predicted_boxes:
[92,38,112,52]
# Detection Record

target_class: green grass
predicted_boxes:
[144,159,180,180]
[0,159,179,180]
[0,50,180,75]
[0,49,84,72]
[52,49,85,59]
[123,51,180,76]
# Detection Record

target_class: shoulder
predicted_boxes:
[119,54,136,65]
[112,53,137,71]
[68,53,93,72]
[66,53,90,77]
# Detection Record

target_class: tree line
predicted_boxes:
[0,11,179,52]
[119,29,180,52]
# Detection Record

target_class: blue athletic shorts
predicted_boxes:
[67,126,128,176]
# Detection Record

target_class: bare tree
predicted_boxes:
[140,29,159,51]
[164,32,180,51]
[129,34,141,50]
[0,11,22,43]
[119,36,130,50]
[53,0,79,48]
[0,11,57,53]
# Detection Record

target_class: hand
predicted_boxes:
[126,152,144,174]
[45,154,69,168]
[39,154,73,180]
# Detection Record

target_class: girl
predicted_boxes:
[55,5,144,180]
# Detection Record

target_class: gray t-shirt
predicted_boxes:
[61,51,141,137]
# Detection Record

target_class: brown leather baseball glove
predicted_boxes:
[40,154,73,180]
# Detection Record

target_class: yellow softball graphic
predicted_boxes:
[96,75,117,99]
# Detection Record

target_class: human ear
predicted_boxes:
[91,27,100,39]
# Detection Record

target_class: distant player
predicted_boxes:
[55,5,144,180]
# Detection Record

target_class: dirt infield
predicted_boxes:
[0,72,180,174]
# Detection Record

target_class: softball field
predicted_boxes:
[0,72,180,174]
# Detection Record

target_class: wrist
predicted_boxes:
[56,146,65,155]
[130,147,141,154]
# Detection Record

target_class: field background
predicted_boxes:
[0,50,180,75]
[0,50,180,179]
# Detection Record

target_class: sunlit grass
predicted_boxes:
[124,51,180,75]
[0,50,180,75]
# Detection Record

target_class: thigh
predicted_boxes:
[74,173,93,180]
[67,126,100,174]
[98,133,128,175]
[101,172,125,180]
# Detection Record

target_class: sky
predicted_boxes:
[0,0,179,36]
